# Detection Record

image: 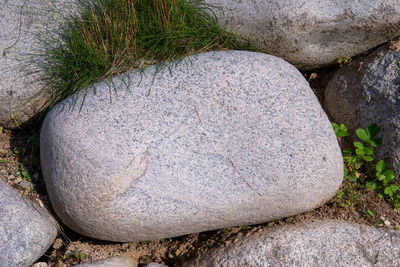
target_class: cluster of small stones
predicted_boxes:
[1,0,400,266]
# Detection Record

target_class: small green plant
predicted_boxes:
[17,166,37,184]
[62,247,86,262]
[337,55,352,67]
[365,209,374,218]
[334,188,361,208]
[332,123,399,204]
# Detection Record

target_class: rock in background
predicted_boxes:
[185,220,400,266]
[73,255,138,267]
[0,0,74,129]
[40,50,343,242]
[324,43,400,175]
[204,0,400,70]
[0,180,58,267]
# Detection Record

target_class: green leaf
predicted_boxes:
[361,155,374,162]
[384,185,398,197]
[377,174,386,181]
[366,181,378,190]
[356,128,370,142]
[347,172,358,182]
[382,170,395,184]
[332,123,338,133]
[383,169,394,177]
[339,124,348,131]
[383,176,393,186]
[366,209,374,217]
[363,146,373,155]
[367,123,379,138]
[0,160,10,164]
[353,142,364,149]
[332,123,349,137]
[343,148,353,156]
[355,148,365,155]
[376,160,386,173]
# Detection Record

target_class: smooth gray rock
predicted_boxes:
[186,220,400,267]
[204,0,400,70]
[324,44,400,174]
[0,179,58,267]
[73,255,138,267]
[41,50,343,242]
[146,263,168,267]
[146,262,168,267]
[0,0,74,129]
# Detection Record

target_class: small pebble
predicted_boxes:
[18,180,31,191]
[53,238,63,250]
[33,262,48,267]
[147,263,168,267]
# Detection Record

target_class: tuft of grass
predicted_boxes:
[35,0,266,109]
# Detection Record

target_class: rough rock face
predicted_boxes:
[0,180,58,266]
[41,50,343,242]
[0,0,74,129]
[204,0,400,70]
[324,43,400,175]
[186,220,400,267]
[73,255,138,267]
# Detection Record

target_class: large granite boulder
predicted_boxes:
[0,180,58,266]
[41,50,343,242]
[324,44,400,174]
[185,220,400,266]
[0,0,73,129]
[204,0,400,70]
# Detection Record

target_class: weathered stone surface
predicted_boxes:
[0,0,73,129]
[73,255,138,267]
[0,179,58,266]
[186,220,400,266]
[204,0,400,70]
[324,44,400,174]
[41,50,343,242]
[146,263,168,267]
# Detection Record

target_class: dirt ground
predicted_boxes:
[1,69,400,266]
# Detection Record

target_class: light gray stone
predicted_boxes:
[0,0,74,129]
[186,220,400,267]
[204,0,400,70]
[324,44,400,174]
[41,50,343,242]
[146,263,168,267]
[0,179,58,267]
[73,255,138,267]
